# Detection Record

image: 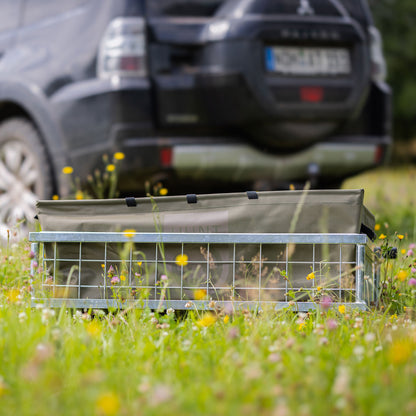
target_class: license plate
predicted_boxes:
[265,46,351,75]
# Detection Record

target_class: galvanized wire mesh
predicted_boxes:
[29,232,377,311]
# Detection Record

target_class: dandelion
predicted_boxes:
[388,339,413,365]
[111,276,120,285]
[408,278,416,287]
[52,194,59,200]
[114,152,125,160]
[316,286,322,292]
[175,254,188,266]
[401,249,407,255]
[106,164,116,172]
[62,166,73,174]
[95,392,120,416]
[75,190,83,200]
[194,289,207,300]
[197,313,216,327]
[396,270,408,282]
[159,188,168,196]
[223,315,230,324]
[375,224,381,231]
[6,289,20,303]
[397,234,404,240]
[137,261,143,266]
[306,271,315,280]
[338,305,346,314]
[119,275,126,282]
[123,229,136,238]
[379,234,387,240]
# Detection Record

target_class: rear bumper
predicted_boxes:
[171,136,391,184]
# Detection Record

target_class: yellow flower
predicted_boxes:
[52,194,59,200]
[95,392,120,416]
[175,254,188,267]
[62,166,73,174]
[388,339,413,365]
[137,261,142,266]
[379,234,387,240]
[123,229,136,239]
[338,305,346,314]
[375,224,381,231]
[223,315,230,324]
[397,234,404,240]
[316,286,322,292]
[298,322,306,330]
[86,321,102,338]
[396,270,408,282]
[197,313,217,328]
[113,152,125,160]
[193,289,207,301]
[120,275,126,282]
[160,188,168,196]
[401,249,407,255]
[6,289,20,303]
[106,164,116,172]
[306,272,315,280]
[75,190,83,200]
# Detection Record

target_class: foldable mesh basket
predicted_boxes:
[29,190,379,310]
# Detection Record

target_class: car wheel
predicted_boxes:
[0,118,53,234]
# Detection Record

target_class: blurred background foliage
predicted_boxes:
[370,0,416,141]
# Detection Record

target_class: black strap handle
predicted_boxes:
[186,194,198,204]
[246,191,258,200]
[125,197,137,207]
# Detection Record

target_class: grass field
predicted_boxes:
[0,165,415,416]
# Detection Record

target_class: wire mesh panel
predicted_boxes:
[29,232,374,311]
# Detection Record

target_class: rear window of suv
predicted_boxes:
[146,0,226,17]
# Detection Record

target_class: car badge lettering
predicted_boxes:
[297,0,315,16]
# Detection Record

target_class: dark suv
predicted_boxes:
[0,0,391,230]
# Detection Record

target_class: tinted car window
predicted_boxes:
[245,0,342,17]
[147,0,226,17]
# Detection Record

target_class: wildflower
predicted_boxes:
[123,229,136,238]
[408,278,416,287]
[166,308,175,316]
[412,267,416,274]
[107,265,115,277]
[401,249,407,255]
[95,392,120,416]
[6,289,20,303]
[353,345,365,358]
[160,274,168,281]
[52,194,59,200]
[374,224,381,231]
[409,243,415,249]
[18,312,27,323]
[396,270,408,282]
[194,289,207,300]
[175,254,188,266]
[86,320,101,338]
[150,384,173,406]
[223,315,230,324]
[326,319,338,331]
[408,249,414,257]
[397,234,404,240]
[119,274,126,282]
[320,296,333,311]
[364,332,376,343]
[159,188,168,196]
[388,339,413,365]
[137,261,143,266]
[306,272,315,280]
[332,366,350,395]
[111,276,120,285]
[106,164,116,172]
[319,337,329,345]
[62,166,73,174]
[268,353,281,363]
[316,286,322,292]
[75,190,83,200]
[379,234,387,240]
[338,305,346,314]
[197,313,217,327]
[298,322,306,331]
[41,308,55,325]
[113,152,125,160]
[185,301,193,308]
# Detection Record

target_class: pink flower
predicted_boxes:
[326,318,338,331]
[408,278,416,287]
[320,296,333,311]
[111,276,120,285]
[407,249,414,257]
[409,243,415,249]
[161,274,168,281]
[411,268,416,274]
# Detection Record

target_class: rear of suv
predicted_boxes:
[0,0,391,231]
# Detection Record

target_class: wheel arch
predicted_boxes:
[0,78,71,196]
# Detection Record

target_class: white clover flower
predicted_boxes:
[166,308,175,316]
[18,312,27,323]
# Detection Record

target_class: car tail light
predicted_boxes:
[300,87,323,103]
[368,26,387,83]
[160,148,172,167]
[98,17,147,79]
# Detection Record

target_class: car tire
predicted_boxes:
[0,117,53,231]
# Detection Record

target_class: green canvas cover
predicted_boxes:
[35,190,375,302]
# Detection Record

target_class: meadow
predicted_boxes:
[0,165,415,416]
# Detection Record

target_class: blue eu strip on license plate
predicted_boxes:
[265,47,275,71]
